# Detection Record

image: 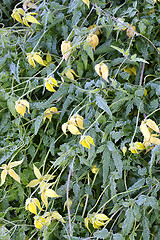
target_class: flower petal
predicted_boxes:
[68,123,81,135]
[33,164,42,179]
[9,169,21,183]
[26,179,40,187]
[0,170,8,186]
[45,189,61,198]
[8,160,23,168]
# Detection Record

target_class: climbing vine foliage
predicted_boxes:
[0,0,160,239]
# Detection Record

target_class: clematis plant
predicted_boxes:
[27,164,55,188]
[80,135,95,149]
[0,160,23,186]
[15,99,30,117]
[44,76,59,92]
[43,107,59,123]
[26,52,46,68]
[25,197,43,215]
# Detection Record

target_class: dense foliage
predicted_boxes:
[0,0,160,239]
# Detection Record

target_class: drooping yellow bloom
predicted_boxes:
[85,213,110,232]
[43,107,59,122]
[95,63,109,83]
[40,182,61,208]
[86,34,99,51]
[65,69,79,80]
[91,165,99,174]
[129,142,145,154]
[43,51,52,66]
[23,12,41,27]
[80,135,95,149]
[144,134,160,148]
[45,76,59,92]
[82,0,90,8]
[15,99,30,117]
[43,211,66,225]
[145,119,160,133]
[140,121,151,142]
[123,67,136,75]
[26,164,55,188]
[63,198,72,211]
[126,25,136,39]
[88,24,101,36]
[61,41,72,61]
[34,215,46,229]
[25,197,43,215]
[122,146,127,156]
[0,160,23,186]
[11,8,24,25]
[26,52,46,68]
[23,0,37,11]
[62,122,81,135]
[69,114,84,129]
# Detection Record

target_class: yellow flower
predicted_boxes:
[129,142,145,154]
[145,119,160,133]
[40,182,61,208]
[23,0,37,11]
[80,135,95,149]
[11,8,24,25]
[86,34,99,51]
[62,122,81,135]
[34,215,46,229]
[26,164,55,188]
[65,69,79,80]
[26,52,46,68]
[43,51,53,66]
[122,146,127,156]
[82,0,90,8]
[123,67,136,75]
[0,160,23,186]
[85,213,110,232]
[45,76,59,92]
[88,24,101,36]
[69,114,84,129]
[23,12,41,27]
[61,41,72,61]
[140,121,151,142]
[91,165,99,174]
[95,62,109,83]
[126,25,136,39]
[43,107,59,122]
[15,99,30,117]
[144,134,160,148]
[63,198,72,211]
[43,211,66,225]
[25,197,43,215]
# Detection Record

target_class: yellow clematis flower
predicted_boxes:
[85,213,110,232]
[0,160,23,186]
[86,34,99,51]
[79,135,95,149]
[43,107,59,123]
[88,24,101,36]
[26,164,55,188]
[26,52,46,68]
[61,41,72,61]
[11,8,24,25]
[34,215,46,229]
[43,211,66,225]
[95,62,109,83]
[129,142,145,154]
[65,69,79,80]
[15,99,30,117]
[44,76,59,92]
[69,114,84,129]
[22,12,41,27]
[91,165,99,174]
[62,122,81,135]
[82,0,90,8]
[40,182,61,208]
[63,198,72,211]
[126,25,136,39]
[25,197,43,215]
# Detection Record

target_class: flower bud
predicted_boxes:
[95,63,109,82]
[61,41,72,61]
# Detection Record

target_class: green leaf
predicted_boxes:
[34,115,42,135]
[138,21,146,35]
[80,51,88,69]
[83,42,94,62]
[113,233,125,240]
[102,147,111,186]
[128,178,145,191]
[111,45,128,56]
[7,97,17,118]
[142,216,150,239]
[122,208,135,236]
[107,141,123,178]
[50,138,55,156]
[96,95,113,119]
[93,229,109,239]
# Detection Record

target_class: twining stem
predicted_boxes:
[67,166,72,236]
[139,61,145,86]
